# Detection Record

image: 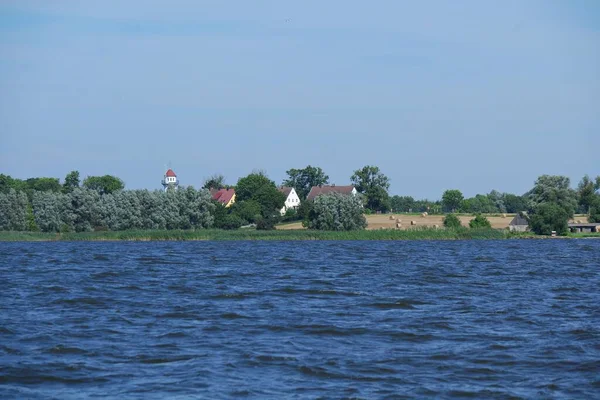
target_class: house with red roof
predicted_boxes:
[306,185,357,201]
[210,188,236,208]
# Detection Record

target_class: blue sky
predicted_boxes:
[0,1,598,199]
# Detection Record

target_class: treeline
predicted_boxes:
[1,167,599,234]
[1,187,214,232]
[1,171,214,232]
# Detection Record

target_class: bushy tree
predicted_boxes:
[0,189,28,231]
[390,196,415,213]
[487,190,506,213]
[577,175,600,214]
[283,165,329,200]
[443,213,462,228]
[307,193,367,231]
[62,171,80,193]
[351,165,390,212]
[589,197,600,223]
[529,203,569,235]
[32,191,66,232]
[230,200,262,224]
[460,194,497,214]
[203,174,226,190]
[83,175,125,195]
[504,193,528,213]
[442,189,464,213]
[219,214,244,230]
[235,172,285,218]
[469,214,491,229]
[527,175,577,217]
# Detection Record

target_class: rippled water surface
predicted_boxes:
[1,240,600,399]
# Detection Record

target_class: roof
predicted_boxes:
[509,214,528,226]
[165,169,177,177]
[211,188,235,205]
[278,186,293,197]
[306,185,355,201]
[568,223,600,228]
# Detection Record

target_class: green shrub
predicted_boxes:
[307,193,367,231]
[220,214,244,230]
[256,215,278,230]
[443,213,462,228]
[469,214,491,229]
[528,203,569,235]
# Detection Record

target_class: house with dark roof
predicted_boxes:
[278,186,301,215]
[210,188,236,208]
[306,185,357,201]
[509,213,529,232]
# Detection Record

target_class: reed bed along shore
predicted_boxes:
[0,228,537,242]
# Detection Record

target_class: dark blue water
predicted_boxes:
[1,240,599,399]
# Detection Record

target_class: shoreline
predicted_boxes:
[1,229,596,242]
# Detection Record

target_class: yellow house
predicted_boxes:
[210,188,236,208]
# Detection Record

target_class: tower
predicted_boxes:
[161,168,179,192]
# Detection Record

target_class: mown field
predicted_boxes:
[277,214,590,230]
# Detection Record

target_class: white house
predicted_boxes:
[279,186,301,215]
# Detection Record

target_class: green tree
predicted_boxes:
[443,213,462,228]
[442,189,464,213]
[577,175,600,214]
[307,192,367,231]
[230,200,262,224]
[83,175,125,195]
[235,173,285,218]
[527,175,577,217]
[203,174,226,190]
[589,197,600,223]
[0,189,28,231]
[528,203,569,235]
[350,165,390,212]
[283,165,329,200]
[63,170,80,193]
[469,214,491,229]
[503,193,528,213]
[390,196,415,212]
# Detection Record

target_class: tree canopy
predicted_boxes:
[350,165,390,212]
[202,174,226,190]
[307,193,367,231]
[442,189,464,213]
[83,175,125,195]
[283,165,329,200]
[63,171,80,193]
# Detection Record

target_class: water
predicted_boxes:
[1,240,599,399]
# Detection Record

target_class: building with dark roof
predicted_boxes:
[306,185,357,201]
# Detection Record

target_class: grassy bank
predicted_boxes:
[0,227,513,241]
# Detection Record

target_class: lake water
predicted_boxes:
[1,240,599,399]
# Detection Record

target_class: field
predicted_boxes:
[277,214,590,230]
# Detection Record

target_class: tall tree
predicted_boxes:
[235,172,285,218]
[283,165,329,200]
[202,174,226,190]
[63,170,80,193]
[577,175,600,214]
[442,189,464,213]
[83,175,125,195]
[350,165,390,212]
[527,175,577,217]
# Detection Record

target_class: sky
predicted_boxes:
[0,0,598,199]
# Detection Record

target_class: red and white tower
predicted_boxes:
[161,168,179,192]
